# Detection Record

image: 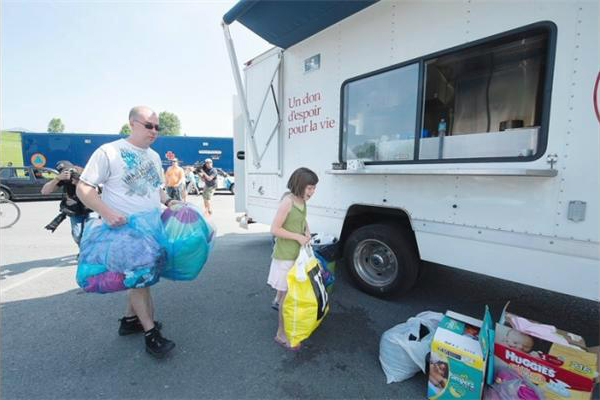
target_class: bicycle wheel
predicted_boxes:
[0,200,20,229]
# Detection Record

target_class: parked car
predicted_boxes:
[215,168,235,194]
[0,166,62,200]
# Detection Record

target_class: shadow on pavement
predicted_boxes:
[0,254,77,280]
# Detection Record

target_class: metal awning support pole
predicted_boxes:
[253,56,282,131]
[222,20,261,169]
[258,120,281,162]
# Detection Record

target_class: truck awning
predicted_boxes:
[223,0,378,49]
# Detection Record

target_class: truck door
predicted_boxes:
[244,49,282,201]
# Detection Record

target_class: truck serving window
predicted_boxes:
[342,63,419,162]
[341,23,554,164]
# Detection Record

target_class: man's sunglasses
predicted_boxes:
[134,120,161,131]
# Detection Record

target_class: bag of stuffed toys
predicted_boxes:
[76,210,166,293]
[160,203,216,281]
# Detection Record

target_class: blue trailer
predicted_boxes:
[16,133,234,174]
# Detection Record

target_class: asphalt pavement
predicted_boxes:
[1,194,598,399]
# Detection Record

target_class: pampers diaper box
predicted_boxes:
[427,307,493,399]
[493,308,597,400]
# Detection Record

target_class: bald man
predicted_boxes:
[77,105,176,358]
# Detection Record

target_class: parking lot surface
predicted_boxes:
[1,194,598,399]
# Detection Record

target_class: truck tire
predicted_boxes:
[344,223,419,296]
[230,183,235,195]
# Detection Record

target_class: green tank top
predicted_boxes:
[272,199,307,260]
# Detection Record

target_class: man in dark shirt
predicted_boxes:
[199,158,217,215]
[42,160,92,245]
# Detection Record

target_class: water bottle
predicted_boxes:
[438,118,447,136]
[437,118,446,159]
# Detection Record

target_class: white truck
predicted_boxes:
[223,1,599,300]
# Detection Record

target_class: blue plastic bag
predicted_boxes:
[315,252,335,289]
[160,203,216,280]
[76,209,166,293]
[314,243,337,291]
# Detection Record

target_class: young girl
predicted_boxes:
[267,167,318,350]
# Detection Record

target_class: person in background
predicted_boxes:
[76,105,177,358]
[41,160,92,246]
[184,166,199,200]
[199,158,217,215]
[165,159,185,201]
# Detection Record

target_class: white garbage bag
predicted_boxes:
[310,233,337,245]
[379,311,444,384]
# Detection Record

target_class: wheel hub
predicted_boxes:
[354,239,399,288]
[369,253,386,269]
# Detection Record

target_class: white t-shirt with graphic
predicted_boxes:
[80,139,165,216]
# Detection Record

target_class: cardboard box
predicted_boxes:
[427,307,493,399]
[493,308,597,400]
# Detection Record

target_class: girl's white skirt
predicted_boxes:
[267,259,295,291]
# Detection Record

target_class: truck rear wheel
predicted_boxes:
[344,223,419,296]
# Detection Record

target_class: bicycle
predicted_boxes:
[0,198,20,229]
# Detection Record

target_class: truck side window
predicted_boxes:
[340,23,554,164]
[342,63,419,162]
[420,30,550,160]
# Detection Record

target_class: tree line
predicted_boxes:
[47,111,182,136]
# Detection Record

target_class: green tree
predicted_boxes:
[47,118,65,133]
[158,111,181,136]
[119,123,131,135]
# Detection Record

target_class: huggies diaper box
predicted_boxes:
[428,307,493,399]
[492,308,597,400]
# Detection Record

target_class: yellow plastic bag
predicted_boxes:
[283,245,330,347]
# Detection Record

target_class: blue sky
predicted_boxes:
[1,0,270,137]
